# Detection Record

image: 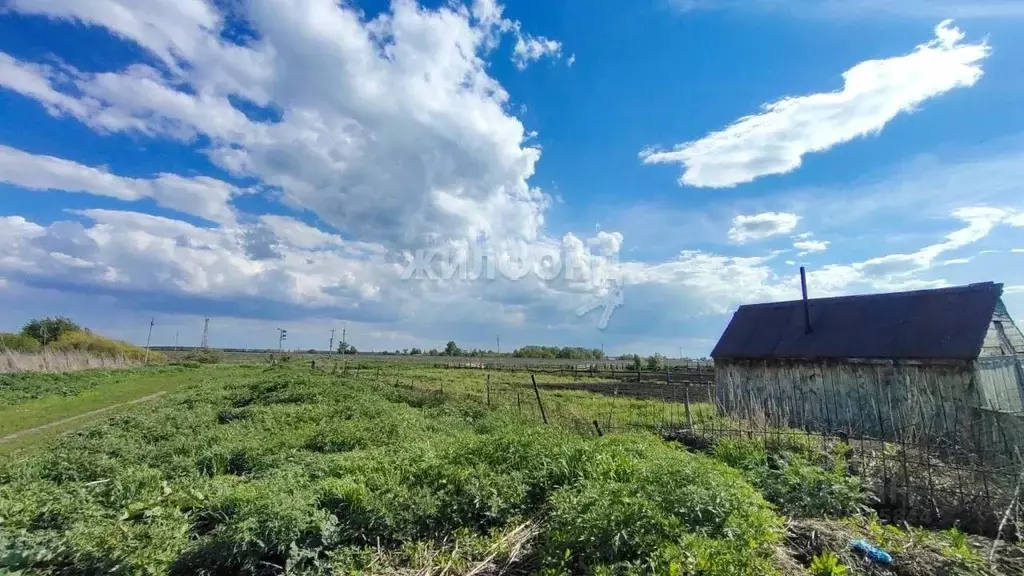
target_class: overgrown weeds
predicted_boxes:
[2,363,1020,575]
[711,436,872,518]
[0,367,783,575]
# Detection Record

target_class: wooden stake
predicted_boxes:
[531,374,548,424]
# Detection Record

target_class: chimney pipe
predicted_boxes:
[800,266,812,335]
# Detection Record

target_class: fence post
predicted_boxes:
[872,373,891,506]
[531,374,548,425]
[684,388,694,429]
[486,374,491,408]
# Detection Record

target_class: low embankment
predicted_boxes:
[1,349,143,373]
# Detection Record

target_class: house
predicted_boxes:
[710,276,1024,450]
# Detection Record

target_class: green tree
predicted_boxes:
[631,354,643,371]
[21,316,85,345]
[647,353,666,371]
[444,340,462,356]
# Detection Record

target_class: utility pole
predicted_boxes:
[144,318,155,364]
[496,334,500,355]
[174,331,179,351]
[679,346,683,360]
[329,328,336,354]
[277,328,287,352]
[341,326,347,354]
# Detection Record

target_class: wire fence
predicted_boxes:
[374,364,1024,540]
[310,359,1024,538]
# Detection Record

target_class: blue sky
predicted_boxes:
[1,0,1024,356]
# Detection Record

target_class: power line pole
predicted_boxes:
[174,331,179,351]
[144,318,154,364]
[341,327,347,353]
[496,334,500,355]
[277,328,287,352]
[329,328,336,354]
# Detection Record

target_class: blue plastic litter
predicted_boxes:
[850,539,893,566]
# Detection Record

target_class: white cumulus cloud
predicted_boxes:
[639,20,990,188]
[0,0,566,250]
[794,238,830,255]
[728,212,801,243]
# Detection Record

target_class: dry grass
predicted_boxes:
[367,522,540,576]
[781,516,1024,576]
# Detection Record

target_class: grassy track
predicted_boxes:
[0,366,248,451]
[0,392,167,452]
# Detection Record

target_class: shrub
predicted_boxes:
[49,330,164,363]
[0,332,42,352]
[646,353,666,371]
[20,316,85,344]
[182,349,222,364]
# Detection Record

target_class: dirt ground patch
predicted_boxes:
[535,381,715,403]
[783,517,1024,576]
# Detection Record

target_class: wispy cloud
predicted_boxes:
[0,145,242,224]
[512,32,563,70]
[641,20,990,188]
[669,0,1024,20]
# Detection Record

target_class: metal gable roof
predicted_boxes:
[710,282,1003,361]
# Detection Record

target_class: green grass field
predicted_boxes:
[0,360,1018,575]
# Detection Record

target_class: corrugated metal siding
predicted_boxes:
[715,359,977,441]
[974,356,1024,413]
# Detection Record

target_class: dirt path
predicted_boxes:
[0,391,167,445]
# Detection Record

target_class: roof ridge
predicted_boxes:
[737,281,1000,310]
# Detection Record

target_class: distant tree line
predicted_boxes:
[619,353,666,371]
[511,345,605,360]
[336,341,609,359]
